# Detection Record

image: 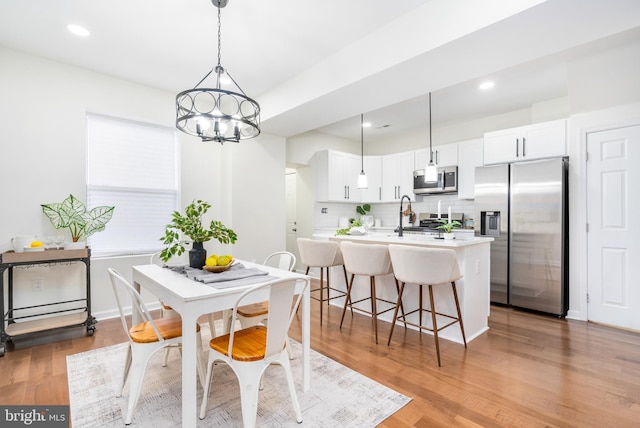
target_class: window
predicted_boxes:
[86,114,179,257]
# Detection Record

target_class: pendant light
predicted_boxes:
[175,0,260,144]
[357,113,368,189]
[424,92,438,182]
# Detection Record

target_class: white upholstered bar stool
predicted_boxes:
[387,244,467,367]
[297,238,348,326]
[339,241,405,344]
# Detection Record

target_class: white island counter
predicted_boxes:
[313,232,493,343]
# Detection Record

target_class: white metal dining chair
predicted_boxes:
[199,277,309,427]
[235,252,296,327]
[107,268,205,425]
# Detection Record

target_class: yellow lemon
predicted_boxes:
[217,256,230,267]
[205,255,218,267]
[31,241,43,248]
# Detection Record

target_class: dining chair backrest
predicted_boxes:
[297,238,343,267]
[227,277,309,360]
[388,245,462,285]
[108,267,164,344]
[263,251,296,272]
[340,241,393,276]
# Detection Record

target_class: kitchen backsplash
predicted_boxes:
[315,194,475,229]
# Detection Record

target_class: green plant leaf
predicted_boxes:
[159,199,237,263]
[41,194,114,241]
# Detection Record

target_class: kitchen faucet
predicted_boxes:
[398,194,411,237]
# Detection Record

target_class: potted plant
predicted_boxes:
[160,199,237,268]
[435,219,462,240]
[41,194,115,249]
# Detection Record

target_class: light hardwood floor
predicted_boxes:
[1,295,639,427]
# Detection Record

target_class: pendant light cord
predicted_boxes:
[361,114,364,171]
[429,92,433,163]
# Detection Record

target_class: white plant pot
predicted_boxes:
[443,232,455,240]
[64,241,86,250]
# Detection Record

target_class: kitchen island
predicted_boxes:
[314,232,493,343]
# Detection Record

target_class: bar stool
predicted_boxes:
[297,238,348,326]
[387,244,467,367]
[339,241,405,344]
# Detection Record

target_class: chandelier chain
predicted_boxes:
[217,5,222,67]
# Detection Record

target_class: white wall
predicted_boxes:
[0,46,286,321]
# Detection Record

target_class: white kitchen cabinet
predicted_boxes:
[382,151,414,201]
[415,144,458,169]
[457,138,483,199]
[314,150,382,202]
[314,150,361,202]
[483,119,567,165]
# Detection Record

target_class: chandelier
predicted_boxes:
[176,0,260,144]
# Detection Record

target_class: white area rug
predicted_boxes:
[67,323,410,427]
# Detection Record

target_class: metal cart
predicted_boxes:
[0,248,97,356]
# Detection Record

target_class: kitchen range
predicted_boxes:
[399,212,465,235]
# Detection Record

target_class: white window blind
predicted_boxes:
[86,114,179,257]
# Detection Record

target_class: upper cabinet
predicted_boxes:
[381,151,415,202]
[314,150,382,203]
[314,150,359,202]
[415,144,458,169]
[483,119,567,165]
[457,138,483,199]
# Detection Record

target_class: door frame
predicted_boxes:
[571,103,640,322]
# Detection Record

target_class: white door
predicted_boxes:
[586,124,640,330]
[285,171,300,271]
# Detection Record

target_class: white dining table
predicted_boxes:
[132,260,311,427]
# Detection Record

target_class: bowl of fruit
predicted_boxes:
[203,254,234,272]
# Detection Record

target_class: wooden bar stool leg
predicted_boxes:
[371,276,378,344]
[452,282,467,347]
[394,278,407,327]
[419,284,424,328]
[343,265,353,314]
[326,267,331,309]
[387,282,406,346]
[319,267,324,326]
[340,274,355,329]
[428,284,441,367]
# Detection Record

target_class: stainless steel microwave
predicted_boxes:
[413,166,458,195]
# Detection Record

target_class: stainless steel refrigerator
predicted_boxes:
[474,157,568,316]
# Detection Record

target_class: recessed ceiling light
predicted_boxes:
[67,24,90,37]
[479,81,494,90]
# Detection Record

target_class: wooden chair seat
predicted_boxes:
[129,317,200,344]
[237,302,269,319]
[209,325,269,362]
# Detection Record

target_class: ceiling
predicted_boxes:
[1,0,639,143]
